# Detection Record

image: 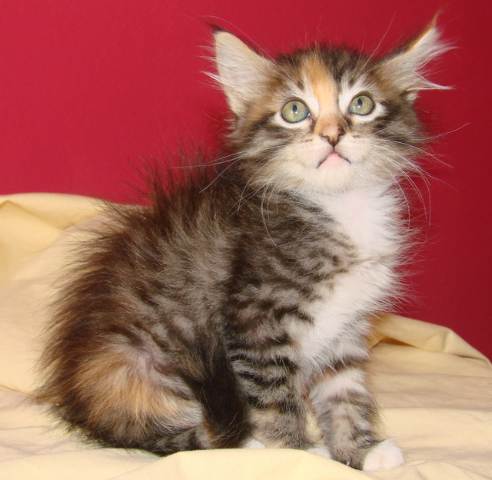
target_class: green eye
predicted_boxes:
[349,95,375,115]
[281,100,310,123]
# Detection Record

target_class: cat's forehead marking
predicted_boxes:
[301,55,337,114]
[300,54,340,137]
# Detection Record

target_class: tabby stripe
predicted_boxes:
[229,353,299,374]
[237,370,288,388]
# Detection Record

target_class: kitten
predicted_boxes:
[37,21,446,471]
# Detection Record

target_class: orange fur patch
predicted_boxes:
[407,15,438,51]
[302,55,340,140]
[76,347,200,430]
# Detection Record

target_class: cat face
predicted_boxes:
[214,24,447,194]
[227,49,419,193]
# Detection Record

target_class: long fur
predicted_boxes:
[36,22,446,470]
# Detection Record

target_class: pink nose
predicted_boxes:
[316,116,343,146]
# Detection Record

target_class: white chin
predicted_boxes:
[312,161,354,191]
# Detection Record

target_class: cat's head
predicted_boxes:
[213,21,448,194]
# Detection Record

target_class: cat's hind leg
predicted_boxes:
[37,341,212,455]
[38,304,255,455]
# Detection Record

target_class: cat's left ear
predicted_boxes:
[380,18,450,101]
[213,31,275,116]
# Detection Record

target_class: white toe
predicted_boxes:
[307,444,332,459]
[243,438,266,449]
[362,439,404,471]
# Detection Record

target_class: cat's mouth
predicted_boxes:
[316,152,351,168]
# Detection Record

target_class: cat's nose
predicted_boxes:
[320,129,345,146]
[315,116,344,146]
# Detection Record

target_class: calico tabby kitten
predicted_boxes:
[37,21,447,471]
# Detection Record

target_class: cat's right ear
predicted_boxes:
[213,31,275,116]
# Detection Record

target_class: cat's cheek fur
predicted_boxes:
[335,136,372,165]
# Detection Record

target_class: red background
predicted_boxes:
[2,1,491,358]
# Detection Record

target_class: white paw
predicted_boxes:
[307,444,332,459]
[243,438,266,449]
[362,439,404,471]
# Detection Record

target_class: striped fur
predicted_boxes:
[36,23,446,470]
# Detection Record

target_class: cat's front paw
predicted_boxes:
[362,439,404,471]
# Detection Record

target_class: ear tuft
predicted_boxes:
[380,19,451,100]
[212,31,274,116]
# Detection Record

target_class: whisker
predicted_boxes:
[358,13,395,73]
[232,151,284,212]
[200,156,242,192]
[173,152,242,169]
[260,186,278,246]
[371,144,430,219]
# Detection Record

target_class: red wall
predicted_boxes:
[2,0,491,358]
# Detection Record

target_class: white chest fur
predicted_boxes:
[321,185,401,259]
[294,185,402,369]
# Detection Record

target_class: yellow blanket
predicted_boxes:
[1,193,491,479]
